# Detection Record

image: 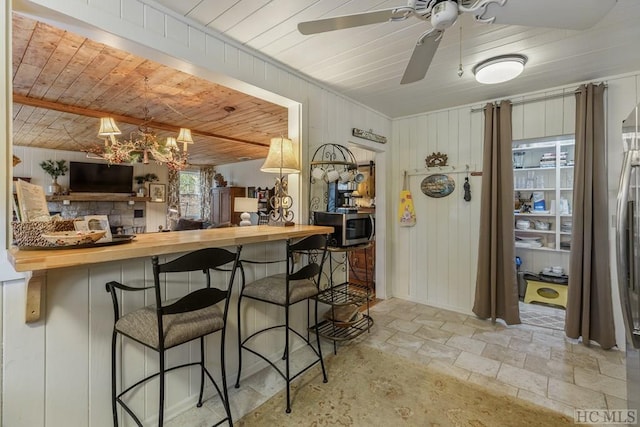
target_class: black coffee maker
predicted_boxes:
[327,181,357,213]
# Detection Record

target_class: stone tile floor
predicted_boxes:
[167,298,626,426]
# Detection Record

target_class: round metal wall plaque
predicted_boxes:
[421,174,455,198]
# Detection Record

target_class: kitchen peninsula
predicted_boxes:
[4,224,333,427]
[9,224,333,272]
[8,225,333,322]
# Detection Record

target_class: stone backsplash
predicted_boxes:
[47,200,147,233]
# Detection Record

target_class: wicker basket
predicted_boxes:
[12,219,76,248]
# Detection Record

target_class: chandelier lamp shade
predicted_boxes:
[261,137,300,226]
[473,54,527,85]
[97,117,121,145]
[176,128,194,152]
[165,136,178,150]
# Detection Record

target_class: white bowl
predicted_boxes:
[534,220,550,230]
[41,230,106,246]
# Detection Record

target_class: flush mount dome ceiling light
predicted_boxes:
[473,54,527,85]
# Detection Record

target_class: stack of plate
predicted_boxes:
[515,236,543,248]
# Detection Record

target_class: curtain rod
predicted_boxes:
[470,82,608,113]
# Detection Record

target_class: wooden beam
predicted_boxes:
[13,93,269,148]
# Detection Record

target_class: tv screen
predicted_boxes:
[69,162,133,193]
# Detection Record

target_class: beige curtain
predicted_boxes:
[565,83,615,349]
[167,168,180,212]
[200,166,214,221]
[473,101,520,325]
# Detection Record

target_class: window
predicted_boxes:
[179,170,202,219]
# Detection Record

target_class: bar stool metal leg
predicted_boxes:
[111,330,118,427]
[285,304,291,413]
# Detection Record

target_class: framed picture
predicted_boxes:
[149,183,166,202]
[77,215,113,243]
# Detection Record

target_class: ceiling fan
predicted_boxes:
[297,0,618,84]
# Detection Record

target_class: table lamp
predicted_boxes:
[234,197,258,226]
[260,137,300,226]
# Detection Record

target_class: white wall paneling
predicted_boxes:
[1,0,9,415]
[215,158,275,190]
[2,1,390,425]
[390,107,483,312]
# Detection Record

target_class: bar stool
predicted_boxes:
[105,246,242,426]
[235,234,329,413]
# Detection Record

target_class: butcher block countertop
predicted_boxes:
[8,225,334,272]
[9,225,333,323]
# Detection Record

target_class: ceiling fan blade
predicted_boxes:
[483,0,617,30]
[400,31,442,85]
[298,8,400,35]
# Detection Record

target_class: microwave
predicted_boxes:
[313,211,375,247]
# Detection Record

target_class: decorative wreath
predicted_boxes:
[425,152,448,167]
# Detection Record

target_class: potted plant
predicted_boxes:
[134,173,158,196]
[39,159,68,195]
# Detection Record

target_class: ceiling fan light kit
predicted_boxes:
[473,54,527,84]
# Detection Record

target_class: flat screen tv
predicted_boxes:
[69,161,133,194]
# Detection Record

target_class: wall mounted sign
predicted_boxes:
[352,128,387,144]
[421,174,455,198]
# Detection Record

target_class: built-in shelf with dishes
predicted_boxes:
[513,135,574,257]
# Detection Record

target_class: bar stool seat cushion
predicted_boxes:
[115,300,223,350]
[242,273,318,305]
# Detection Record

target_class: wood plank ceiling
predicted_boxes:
[11,13,289,166]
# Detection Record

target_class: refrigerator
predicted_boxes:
[616,103,640,416]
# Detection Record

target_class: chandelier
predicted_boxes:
[86,78,193,171]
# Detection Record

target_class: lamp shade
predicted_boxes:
[473,54,527,85]
[234,197,258,213]
[165,136,178,149]
[98,117,121,136]
[177,128,194,151]
[261,137,300,174]
[176,128,193,143]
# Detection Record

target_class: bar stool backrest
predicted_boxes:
[285,234,329,292]
[151,247,241,350]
